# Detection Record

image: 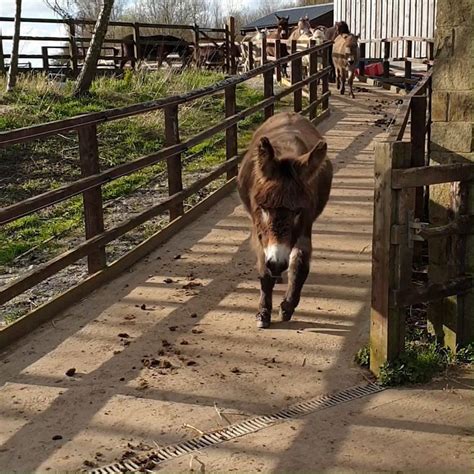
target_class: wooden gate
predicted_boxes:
[370,68,474,373]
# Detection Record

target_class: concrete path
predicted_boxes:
[1,84,472,472]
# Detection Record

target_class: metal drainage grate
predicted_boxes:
[89,382,384,473]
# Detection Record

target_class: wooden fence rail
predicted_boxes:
[370,67,474,374]
[0,41,332,348]
[0,16,236,75]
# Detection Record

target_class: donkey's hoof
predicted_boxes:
[279,301,294,322]
[256,310,271,329]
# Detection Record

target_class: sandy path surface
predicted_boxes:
[1,84,472,472]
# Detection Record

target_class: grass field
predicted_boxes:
[0,69,273,269]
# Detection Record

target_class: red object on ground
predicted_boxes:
[364,62,384,76]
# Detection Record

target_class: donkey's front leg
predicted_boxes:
[257,273,275,328]
[279,238,311,321]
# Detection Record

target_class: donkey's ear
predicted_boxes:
[300,140,327,178]
[275,13,281,20]
[257,137,277,176]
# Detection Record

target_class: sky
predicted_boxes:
[0,0,263,63]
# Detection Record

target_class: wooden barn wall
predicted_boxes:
[333,0,437,58]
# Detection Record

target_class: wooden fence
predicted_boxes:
[370,67,474,374]
[0,41,332,348]
[0,16,237,75]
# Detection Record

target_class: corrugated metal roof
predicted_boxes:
[241,3,334,33]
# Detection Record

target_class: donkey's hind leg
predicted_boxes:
[279,237,311,322]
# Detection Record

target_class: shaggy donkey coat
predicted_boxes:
[238,112,333,328]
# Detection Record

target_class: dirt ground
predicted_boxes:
[1,84,472,472]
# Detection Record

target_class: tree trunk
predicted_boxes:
[6,0,22,92]
[73,0,114,97]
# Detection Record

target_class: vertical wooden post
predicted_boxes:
[405,40,412,80]
[133,23,141,69]
[291,40,302,113]
[383,40,390,78]
[225,84,238,179]
[261,35,267,65]
[309,40,318,120]
[427,41,434,65]
[275,39,282,82]
[370,141,412,375]
[42,47,49,72]
[0,37,5,73]
[165,104,184,220]
[263,66,274,120]
[359,42,366,77]
[227,16,236,74]
[248,41,254,71]
[411,94,427,220]
[321,44,329,111]
[193,24,200,66]
[78,124,106,274]
[224,22,231,74]
[67,20,78,76]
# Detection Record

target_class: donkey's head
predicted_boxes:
[251,137,327,277]
[340,33,359,66]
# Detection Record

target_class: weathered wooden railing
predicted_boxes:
[0,41,332,347]
[0,16,237,75]
[370,67,474,374]
[358,36,434,87]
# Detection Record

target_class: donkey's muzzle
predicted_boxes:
[265,259,288,278]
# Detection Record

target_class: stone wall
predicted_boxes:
[429,0,473,348]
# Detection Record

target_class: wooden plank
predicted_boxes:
[275,39,282,82]
[0,179,237,350]
[78,124,106,273]
[308,39,318,120]
[132,23,140,69]
[263,66,274,120]
[41,46,49,71]
[0,37,5,72]
[164,104,184,220]
[383,40,390,78]
[394,277,473,307]
[321,45,329,111]
[405,40,413,80]
[370,141,411,375]
[291,40,303,113]
[225,84,238,179]
[248,41,254,71]
[228,16,237,75]
[0,155,242,307]
[392,163,474,189]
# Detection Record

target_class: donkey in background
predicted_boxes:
[332,33,360,98]
[238,112,333,328]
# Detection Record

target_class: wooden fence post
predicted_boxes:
[359,42,366,77]
[133,23,141,69]
[405,40,412,80]
[261,35,267,65]
[322,44,329,111]
[275,39,282,82]
[67,20,78,76]
[370,141,412,375]
[248,41,254,71]
[227,16,236,74]
[383,40,390,78]
[165,104,184,220]
[193,24,200,66]
[309,39,318,120]
[78,124,107,274]
[291,40,302,113]
[263,65,274,120]
[225,84,238,179]
[411,94,427,217]
[0,37,5,73]
[42,47,49,72]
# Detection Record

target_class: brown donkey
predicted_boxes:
[238,112,333,328]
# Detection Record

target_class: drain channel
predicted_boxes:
[89,382,384,473]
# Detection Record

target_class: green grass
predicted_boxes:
[355,340,474,386]
[0,69,265,267]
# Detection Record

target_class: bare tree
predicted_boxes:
[73,0,114,97]
[6,0,22,92]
